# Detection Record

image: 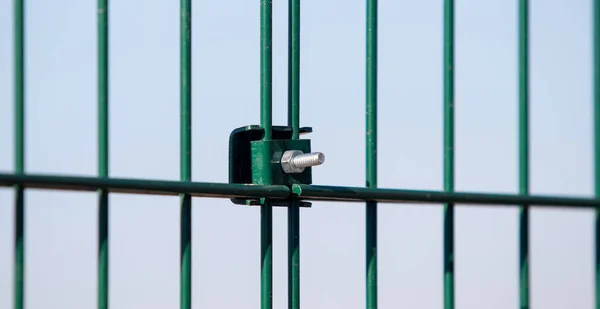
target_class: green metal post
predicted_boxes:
[180,0,192,307]
[287,0,301,308]
[261,1,273,309]
[13,0,25,308]
[518,1,530,309]
[443,1,455,309]
[595,0,600,308]
[366,0,378,308]
[97,0,109,307]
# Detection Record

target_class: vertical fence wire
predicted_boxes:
[595,0,600,308]
[13,4,24,175]
[366,0,378,308]
[287,201,300,309]
[13,1,25,308]
[288,0,300,141]
[97,0,109,307]
[518,1,530,309]
[261,0,273,142]
[261,1,274,309]
[287,0,301,308]
[14,189,24,309]
[261,202,273,309]
[180,0,192,307]
[443,1,455,309]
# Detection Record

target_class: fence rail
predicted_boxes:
[1,173,599,208]
[7,0,600,308]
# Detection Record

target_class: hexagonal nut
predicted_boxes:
[281,150,304,174]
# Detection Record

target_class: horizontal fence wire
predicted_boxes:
[0,173,290,198]
[1,173,600,208]
[291,184,600,207]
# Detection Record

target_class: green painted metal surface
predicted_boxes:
[7,1,600,309]
[365,0,378,308]
[180,0,192,307]
[443,1,455,308]
[0,173,291,198]
[287,0,301,307]
[14,0,24,175]
[229,127,312,180]
[13,187,24,309]
[13,0,25,308]
[288,0,300,141]
[287,200,300,309]
[97,0,109,308]
[251,140,312,185]
[228,125,313,207]
[2,173,600,208]
[289,184,600,207]
[518,1,530,309]
[595,1,600,308]
[260,1,273,308]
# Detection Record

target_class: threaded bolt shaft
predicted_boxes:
[281,150,325,174]
[290,152,325,169]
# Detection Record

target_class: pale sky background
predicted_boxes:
[0,0,597,308]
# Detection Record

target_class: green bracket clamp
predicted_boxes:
[228,125,314,207]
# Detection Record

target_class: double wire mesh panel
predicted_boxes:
[4,0,600,309]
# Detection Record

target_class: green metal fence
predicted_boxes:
[3,0,600,309]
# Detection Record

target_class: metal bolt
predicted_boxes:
[281,150,325,174]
